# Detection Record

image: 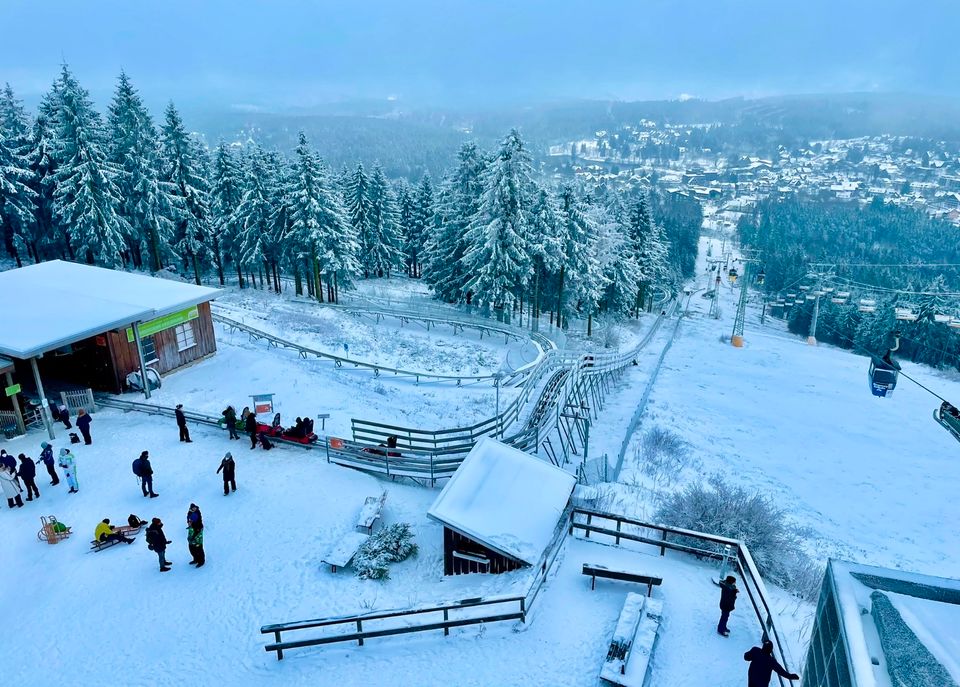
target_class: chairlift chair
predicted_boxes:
[728,268,738,284]
[868,335,901,398]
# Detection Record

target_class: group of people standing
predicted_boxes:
[142,504,206,572]
[0,443,78,507]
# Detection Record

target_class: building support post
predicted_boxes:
[4,371,25,435]
[131,321,151,400]
[29,357,55,440]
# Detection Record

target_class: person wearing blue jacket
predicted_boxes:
[58,448,78,493]
[36,442,59,485]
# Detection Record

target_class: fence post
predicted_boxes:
[585,513,592,539]
[660,528,667,556]
[615,519,622,546]
[87,388,97,412]
[356,620,363,646]
[443,609,449,636]
[520,597,526,623]
[274,631,283,660]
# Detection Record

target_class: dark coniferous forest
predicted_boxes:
[0,68,700,330]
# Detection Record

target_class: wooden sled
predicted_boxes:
[37,515,72,545]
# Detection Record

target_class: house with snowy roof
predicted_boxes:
[802,559,960,687]
[427,437,576,575]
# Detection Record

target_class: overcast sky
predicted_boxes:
[2,0,956,111]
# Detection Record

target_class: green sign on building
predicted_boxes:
[126,306,200,343]
[4,383,21,397]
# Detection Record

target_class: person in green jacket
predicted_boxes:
[187,522,205,567]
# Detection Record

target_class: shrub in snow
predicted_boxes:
[655,474,816,597]
[354,523,418,581]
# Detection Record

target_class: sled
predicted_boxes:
[37,515,72,545]
[89,523,143,551]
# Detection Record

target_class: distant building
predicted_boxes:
[802,559,960,687]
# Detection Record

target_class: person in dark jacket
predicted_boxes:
[187,520,205,567]
[145,517,172,572]
[76,409,93,445]
[17,454,39,501]
[175,404,192,443]
[222,406,239,440]
[718,574,739,636]
[217,452,236,494]
[56,402,71,429]
[139,451,158,498]
[37,442,59,485]
[0,449,15,472]
[744,640,799,686]
[245,411,258,449]
[186,503,203,529]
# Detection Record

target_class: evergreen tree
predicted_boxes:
[425,143,487,302]
[232,146,276,289]
[107,72,181,272]
[345,163,375,277]
[556,184,603,329]
[405,174,433,278]
[160,102,210,284]
[25,91,60,261]
[460,130,535,314]
[0,84,36,266]
[210,142,243,286]
[599,199,640,316]
[50,65,128,267]
[367,165,404,277]
[526,186,565,321]
[626,194,669,315]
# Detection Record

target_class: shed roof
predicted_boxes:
[427,437,575,565]
[0,261,221,359]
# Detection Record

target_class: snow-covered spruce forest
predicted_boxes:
[0,68,700,328]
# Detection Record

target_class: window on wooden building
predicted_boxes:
[174,322,197,352]
[142,335,159,365]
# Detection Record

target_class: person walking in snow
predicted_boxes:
[187,519,205,567]
[36,442,59,485]
[216,452,236,495]
[145,517,172,572]
[58,448,78,493]
[245,411,258,449]
[0,464,24,508]
[175,404,192,443]
[17,454,39,501]
[134,451,158,498]
[76,409,93,445]
[222,405,239,440]
[744,640,799,686]
[717,574,739,636]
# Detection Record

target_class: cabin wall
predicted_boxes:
[443,527,525,575]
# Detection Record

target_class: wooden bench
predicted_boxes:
[583,564,663,596]
[356,492,386,534]
[320,531,370,572]
[600,593,663,687]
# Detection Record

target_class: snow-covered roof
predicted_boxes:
[427,437,575,565]
[0,261,221,359]
[827,559,960,686]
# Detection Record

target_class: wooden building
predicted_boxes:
[428,438,576,576]
[0,261,221,438]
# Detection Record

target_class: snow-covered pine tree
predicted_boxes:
[366,165,404,278]
[232,146,276,290]
[160,102,211,285]
[424,143,487,302]
[321,165,361,302]
[556,184,603,330]
[210,142,243,286]
[460,130,535,315]
[107,72,181,272]
[603,194,642,316]
[50,65,129,268]
[25,90,61,261]
[526,186,565,323]
[0,83,37,266]
[625,193,669,316]
[345,163,375,277]
[405,174,433,278]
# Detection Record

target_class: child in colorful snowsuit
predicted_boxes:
[58,448,78,493]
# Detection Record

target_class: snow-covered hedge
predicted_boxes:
[354,523,419,581]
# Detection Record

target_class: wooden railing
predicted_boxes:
[262,595,527,660]
[568,508,798,687]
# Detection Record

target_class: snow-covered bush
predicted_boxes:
[655,474,816,597]
[354,523,418,581]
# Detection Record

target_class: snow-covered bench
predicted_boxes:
[583,563,663,596]
[356,492,386,534]
[600,592,663,687]
[320,532,370,572]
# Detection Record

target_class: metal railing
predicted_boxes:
[212,311,547,386]
[568,508,797,687]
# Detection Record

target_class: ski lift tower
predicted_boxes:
[730,249,762,348]
[805,264,837,345]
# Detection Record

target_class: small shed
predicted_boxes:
[0,261,221,438]
[427,437,576,575]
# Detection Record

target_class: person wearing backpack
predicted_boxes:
[216,452,236,495]
[37,442,59,485]
[133,451,158,498]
